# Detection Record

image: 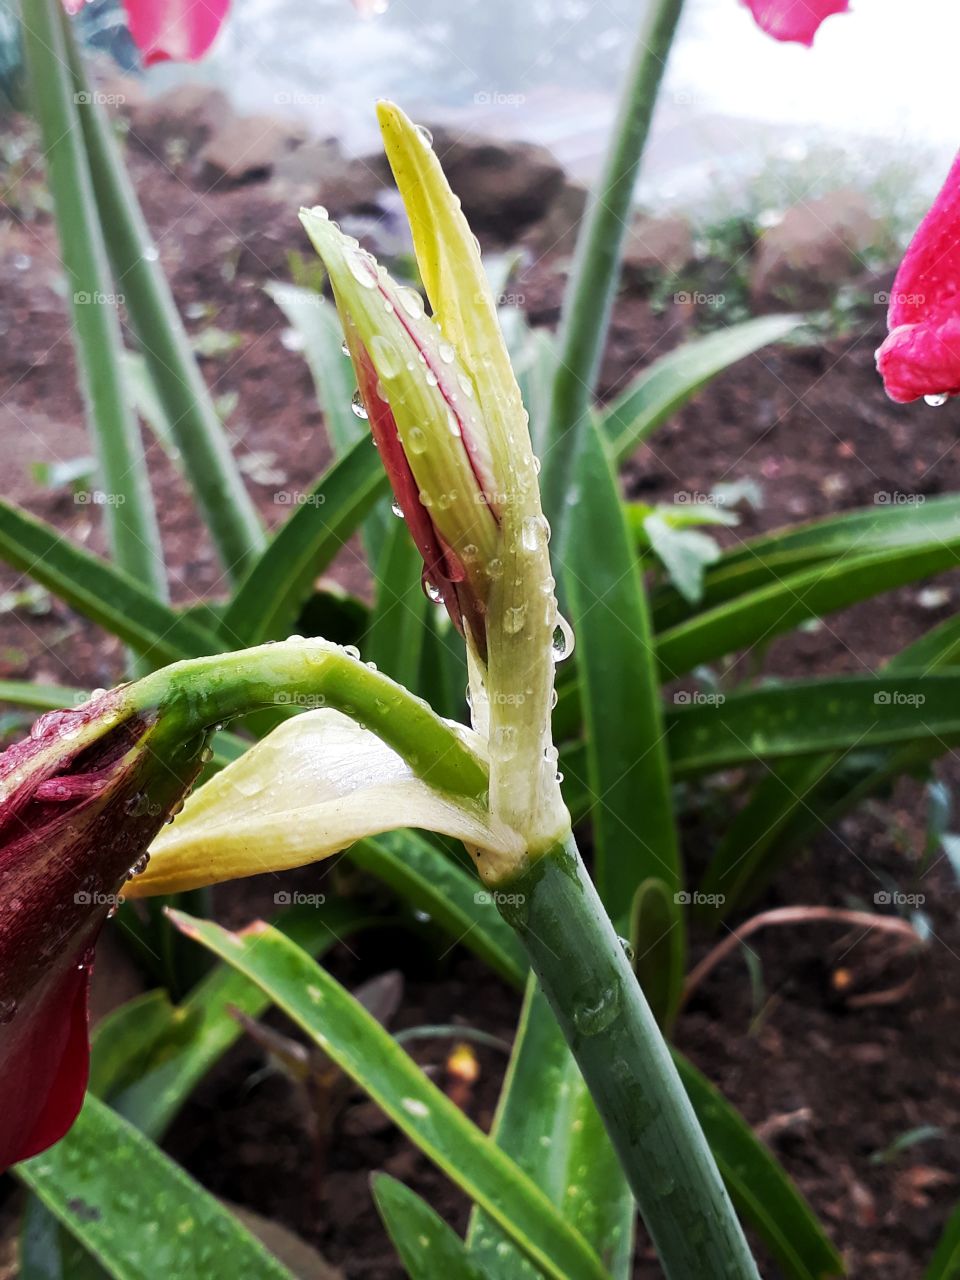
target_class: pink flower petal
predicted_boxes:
[121,0,230,65]
[876,151,960,403]
[743,0,850,45]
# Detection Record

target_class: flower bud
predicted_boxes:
[0,688,209,1170]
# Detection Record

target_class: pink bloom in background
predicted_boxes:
[65,0,230,65]
[744,0,850,45]
[876,152,960,404]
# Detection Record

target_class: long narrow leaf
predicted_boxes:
[373,1175,489,1280]
[65,28,264,580]
[22,0,166,621]
[927,1203,960,1280]
[221,437,387,645]
[601,315,801,463]
[171,913,608,1280]
[366,515,430,691]
[17,1096,297,1280]
[563,419,683,1013]
[0,499,221,664]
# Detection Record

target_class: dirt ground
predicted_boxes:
[1,126,959,1278]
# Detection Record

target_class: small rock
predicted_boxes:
[128,83,233,159]
[751,189,886,310]
[423,128,565,237]
[621,213,694,287]
[198,115,308,187]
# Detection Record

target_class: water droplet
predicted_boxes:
[391,498,404,518]
[351,390,369,419]
[487,557,504,579]
[415,125,434,148]
[572,980,622,1036]
[347,252,377,288]
[504,604,526,634]
[344,644,361,660]
[457,371,475,398]
[422,575,443,605]
[340,341,350,356]
[447,409,462,437]
[552,614,575,662]
[397,287,425,320]
[521,515,549,552]
[370,333,401,379]
[280,327,305,353]
[128,851,151,877]
[618,935,636,962]
[924,392,949,407]
[438,340,456,364]
[425,369,439,387]
[142,246,159,262]
[407,427,427,454]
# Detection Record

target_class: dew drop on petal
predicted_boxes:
[391,497,404,518]
[924,392,949,407]
[397,287,425,320]
[370,333,401,380]
[438,341,456,364]
[415,125,434,148]
[351,391,369,419]
[552,614,575,662]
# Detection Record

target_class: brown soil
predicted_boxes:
[1,123,958,1278]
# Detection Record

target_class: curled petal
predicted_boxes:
[743,0,849,45]
[130,710,521,896]
[876,151,960,403]
[120,0,230,65]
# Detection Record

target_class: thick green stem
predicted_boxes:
[498,836,760,1279]
[131,638,489,803]
[60,20,265,583]
[21,0,167,660]
[541,0,685,536]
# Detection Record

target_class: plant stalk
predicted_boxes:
[498,835,760,1279]
[60,18,265,582]
[541,0,686,535]
[21,0,168,666]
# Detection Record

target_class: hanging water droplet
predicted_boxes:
[618,935,636,962]
[552,614,575,662]
[415,124,434,147]
[128,851,151,877]
[924,392,949,407]
[340,341,350,356]
[532,455,542,474]
[550,688,559,710]
[351,390,368,419]
[391,497,404,518]
[422,576,443,605]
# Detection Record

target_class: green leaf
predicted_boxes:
[642,513,721,605]
[20,1195,106,1280]
[658,539,960,678]
[349,831,527,988]
[366,515,430,691]
[601,315,802,463]
[668,673,960,777]
[221,437,388,646]
[468,978,633,1280]
[0,500,222,665]
[926,1203,960,1280]
[16,1095,297,1280]
[67,33,264,581]
[631,878,685,1028]
[110,904,369,1140]
[676,1054,844,1280]
[563,417,684,1017]
[653,493,960,631]
[22,0,166,621]
[373,1175,489,1280]
[266,281,388,565]
[87,990,179,1101]
[171,912,608,1280]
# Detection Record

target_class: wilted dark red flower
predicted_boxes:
[0,691,207,1170]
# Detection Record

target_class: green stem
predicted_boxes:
[21,0,167,661]
[132,638,489,803]
[498,835,760,1279]
[541,0,686,535]
[60,21,265,583]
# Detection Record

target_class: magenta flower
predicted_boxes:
[876,152,960,404]
[744,0,849,45]
[64,0,229,65]
[0,691,207,1170]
